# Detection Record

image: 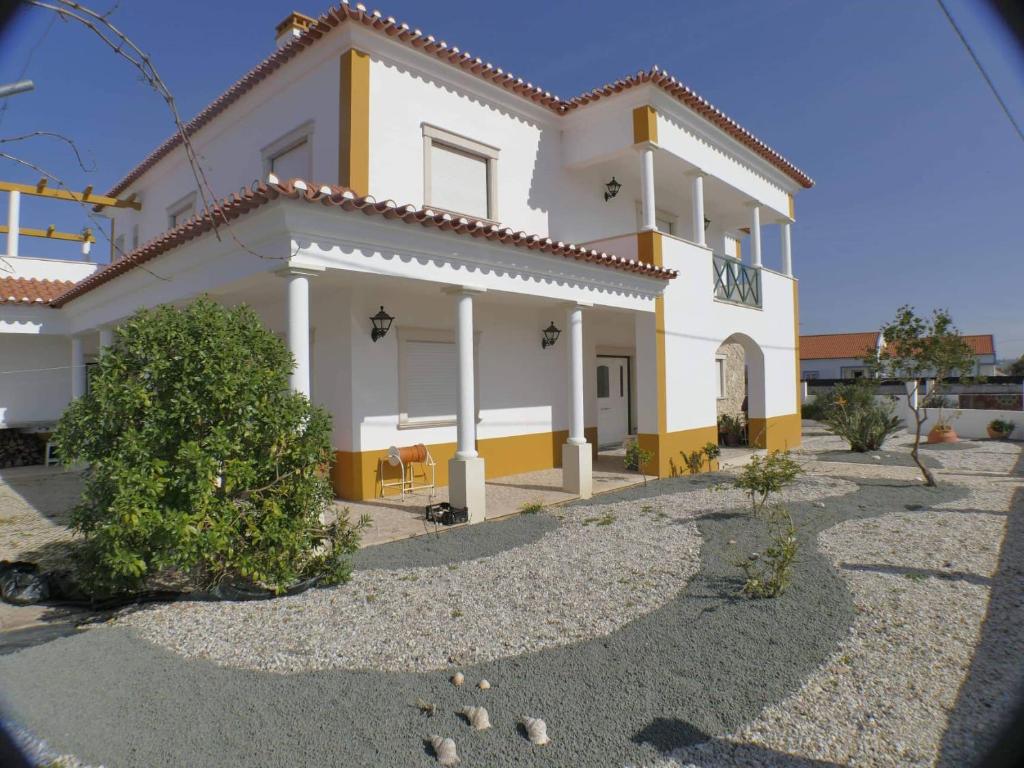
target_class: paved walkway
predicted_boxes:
[346,452,644,546]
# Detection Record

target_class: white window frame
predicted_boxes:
[397,327,480,429]
[166,192,197,230]
[716,355,727,399]
[422,123,499,222]
[261,121,314,180]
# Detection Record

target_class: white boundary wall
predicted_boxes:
[886,394,1022,441]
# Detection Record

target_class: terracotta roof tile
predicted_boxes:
[0,277,76,305]
[800,332,880,361]
[53,176,676,307]
[104,2,812,201]
[963,334,995,356]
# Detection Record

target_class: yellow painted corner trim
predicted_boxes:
[339,48,370,194]
[632,105,658,144]
[638,426,719,478]
[747,413,802,453]
[636,230,663,267]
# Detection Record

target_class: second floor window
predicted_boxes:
[262,122,314,183]
[167,193,197,230]
[423,124,498,221]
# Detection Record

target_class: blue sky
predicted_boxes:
[2,1,1022,356]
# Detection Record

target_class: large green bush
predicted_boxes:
[818,380,902,452]
[56,298,364,596]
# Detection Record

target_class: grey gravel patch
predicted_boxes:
[811,449,940,468]
[917,441,977,452]
[0,474,969,768]
[352,512,558,571]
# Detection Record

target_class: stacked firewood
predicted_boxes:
[0,430,45,468]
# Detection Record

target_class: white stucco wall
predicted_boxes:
[0,334,72,427]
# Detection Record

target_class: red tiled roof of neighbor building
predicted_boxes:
[962,334,995,355]
[52,176,676,307]
[0,277,76,305]
[800,332,881,361]
[103,2,813,202]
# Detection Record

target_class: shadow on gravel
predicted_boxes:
[937,469,1024,767]
[634,717,846,767]
[839,563,992,587]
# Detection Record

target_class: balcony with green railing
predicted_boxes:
[713,255,761,308]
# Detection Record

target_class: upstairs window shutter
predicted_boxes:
[429,142,489,219]
[403,339,458,422]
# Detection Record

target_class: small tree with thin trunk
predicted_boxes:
[866,306,975,486]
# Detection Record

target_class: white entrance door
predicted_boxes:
[596,356,629,449]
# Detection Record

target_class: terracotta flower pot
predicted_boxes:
[987,426,1009,440]
[927,426,958,444]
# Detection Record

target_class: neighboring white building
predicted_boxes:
[0,5,811,519]
[800,331,998,380]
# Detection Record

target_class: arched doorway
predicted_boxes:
[715,333,767,449]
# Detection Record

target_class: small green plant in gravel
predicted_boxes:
[519,501,544,514]
[54,298,367,597]
[624,439,654,485]
[734,451,802,515]
[681,442,722,475]
[737,507,799,598]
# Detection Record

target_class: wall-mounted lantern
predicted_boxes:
[370,306,394,342]
[704,217,712,232]
[603,177,621,202]
[541,321,561,349]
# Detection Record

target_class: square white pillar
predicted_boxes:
[562,442,592,499]
[780,221,793,277]
[449,455,486,524]
[639,145,656,232]
[689,172,705,247]
[70,335,86,400]
[749,204,762,268]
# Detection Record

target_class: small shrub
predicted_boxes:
[819,380,902,452]
[801,394,827,421]
[734,451,802,515]
[737,507,798,598]
[989,419,1016,438]
[624,440,654,484]
[519,501,544,514]
[718,414,745,446]
[55,298,367,597]
[681,442,721,475]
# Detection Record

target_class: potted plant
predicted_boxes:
[718,414,745,447]
[987,419,1016,440]
[924,394,959,444]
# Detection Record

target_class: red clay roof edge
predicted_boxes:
[102,3,813,202]
[52,176,677,308]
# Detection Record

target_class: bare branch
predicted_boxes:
[0,130,96,172]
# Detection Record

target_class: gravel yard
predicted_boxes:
[1,428,1021,767]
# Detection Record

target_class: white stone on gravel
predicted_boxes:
[118,476,854,673]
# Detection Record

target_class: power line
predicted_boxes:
[936,0,1024,144]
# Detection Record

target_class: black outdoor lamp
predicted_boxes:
[704,217,712,231]
[370,305,394,342]
[541,321,561,349]
[604,177,621,201]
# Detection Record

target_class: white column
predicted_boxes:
[455,291,477,459]
[567,306,585,445]
[6,190,20,258]
[70,336,86,399]
[99,327,114,349]
[278,266,322,397]
[780,221,793,277]
[690,173,705,246]
[562,304,591,498]
[447,287,486,522]
[639,146,656,232]
[749,204,762,268]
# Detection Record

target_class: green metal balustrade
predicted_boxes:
[713,255,761,308]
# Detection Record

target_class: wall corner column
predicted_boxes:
[339,48,370,195]
[689,171,705,246]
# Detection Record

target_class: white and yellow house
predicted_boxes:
[0,3,812,521]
